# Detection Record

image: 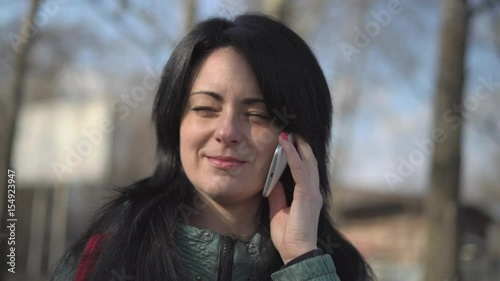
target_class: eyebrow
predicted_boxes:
[190,91,265,105]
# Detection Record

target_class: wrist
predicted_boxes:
[283,247,320,265]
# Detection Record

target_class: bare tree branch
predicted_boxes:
[0,0,42,277]
[185,0,197,34]
[469,0,500,15]
[425,0,470,280]
[86,0,176,61]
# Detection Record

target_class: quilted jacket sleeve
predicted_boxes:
[271,254,341,281]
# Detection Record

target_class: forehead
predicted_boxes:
[190,47,263,99]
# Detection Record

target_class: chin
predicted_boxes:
[201,185,260,201]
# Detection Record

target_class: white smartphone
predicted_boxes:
[262,133,294,197]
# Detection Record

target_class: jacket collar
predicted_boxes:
[175,222,264,280]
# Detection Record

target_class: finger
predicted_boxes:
[294,134,316,167]
[294,134,319,188]
[268,181,287,220]
[278,133,308,187]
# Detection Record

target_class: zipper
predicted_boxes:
[217,235,235,281]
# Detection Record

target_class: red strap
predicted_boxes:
[75,234,103,281]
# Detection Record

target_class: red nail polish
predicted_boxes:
[280,132,289,141]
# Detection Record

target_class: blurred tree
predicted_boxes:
[87,0,177,60]
[424,0,469,280]
[185,0,197,34]
[425,0,500,280]
[330,0,370,192]
[258,0,326,38]
[260,0,290,22]
[471,0,500,146]
[0,0,41,278]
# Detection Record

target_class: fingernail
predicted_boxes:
[280,132,289,141]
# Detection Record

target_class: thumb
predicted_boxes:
[268,181,287,221]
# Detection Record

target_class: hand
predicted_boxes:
[267,133,323,264]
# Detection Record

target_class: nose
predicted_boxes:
[215,110,244,145]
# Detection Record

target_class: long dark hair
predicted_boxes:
[51,14,374,281]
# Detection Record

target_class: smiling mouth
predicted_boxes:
[206,156,246,170]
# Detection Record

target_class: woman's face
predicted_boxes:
[179,47,280,204]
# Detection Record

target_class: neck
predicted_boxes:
[186,191,263,241]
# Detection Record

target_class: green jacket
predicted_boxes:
[176,223,341,281]
[52,223,341,281]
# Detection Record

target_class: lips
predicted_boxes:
[206,156,247,169]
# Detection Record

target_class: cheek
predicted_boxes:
[180,116,207,145]
[261,145,277,167]
[254,132,279,170]
[179,124,191,154]
[179,118,202,161]
[253,129,279,152]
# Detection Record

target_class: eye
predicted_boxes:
[246,112,271,121]
[191,106,218,117]
[192,106,216,112]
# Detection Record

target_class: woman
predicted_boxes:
[51,14,374,281]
